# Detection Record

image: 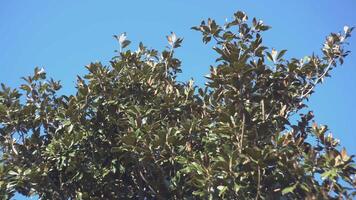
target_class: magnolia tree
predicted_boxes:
[0,11,355,199]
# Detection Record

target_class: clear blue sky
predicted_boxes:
[0,1,355,199]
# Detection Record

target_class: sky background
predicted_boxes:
[0,1,355,199]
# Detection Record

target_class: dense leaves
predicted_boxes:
[1,11,355,199]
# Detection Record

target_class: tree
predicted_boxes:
[0,11,355,199]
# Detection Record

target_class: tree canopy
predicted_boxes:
[0,11,355,199]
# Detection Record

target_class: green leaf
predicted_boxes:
[321,168,338,180]
[282,184,297,195]
[277,49,287,60]
[217,185,228,196]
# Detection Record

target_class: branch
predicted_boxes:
[139,170,157,196]
[239,113,245,153]
[300,59,334,99]
[261,99,265,122]
[255,166,261,200]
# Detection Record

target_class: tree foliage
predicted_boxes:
[0,11,355,199]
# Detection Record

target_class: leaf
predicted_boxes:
[277,49,287,60]
[111,147,122,153]
[341,148,349,161]
[265,51,273,62]
[121,40,131,49]
[234,11,247,21]
[114,32,131,49]
[321,169,338,180]
[299,183,310,192]
[8,170,19,176]
[217,185,228,196]
[282,184,297,195]
[20,84,31,93]
[117,33,127,44]
[166,32,183,48]
[0,104,6,113]
[271,48,278,62]
[68,124,74,133]
[344,25,350,34]
[176,156,188,164]
[260,25,271,31]
[222,31,235,41]
[203,36,211,44]
[122,134,136,145]
[167,32,177,47]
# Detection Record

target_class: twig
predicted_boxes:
[300,59,334,99]
[139,170,157,195]
[255,166,261,200]
[11,140,18,155]
[240,113,245,153]
[261,99,265,123]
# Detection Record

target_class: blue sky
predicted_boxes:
[0,1,355,199]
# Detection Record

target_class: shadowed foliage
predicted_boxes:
[0,11,355,199]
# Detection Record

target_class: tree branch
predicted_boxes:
[300,59,334,99]
[240,113,245,153]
